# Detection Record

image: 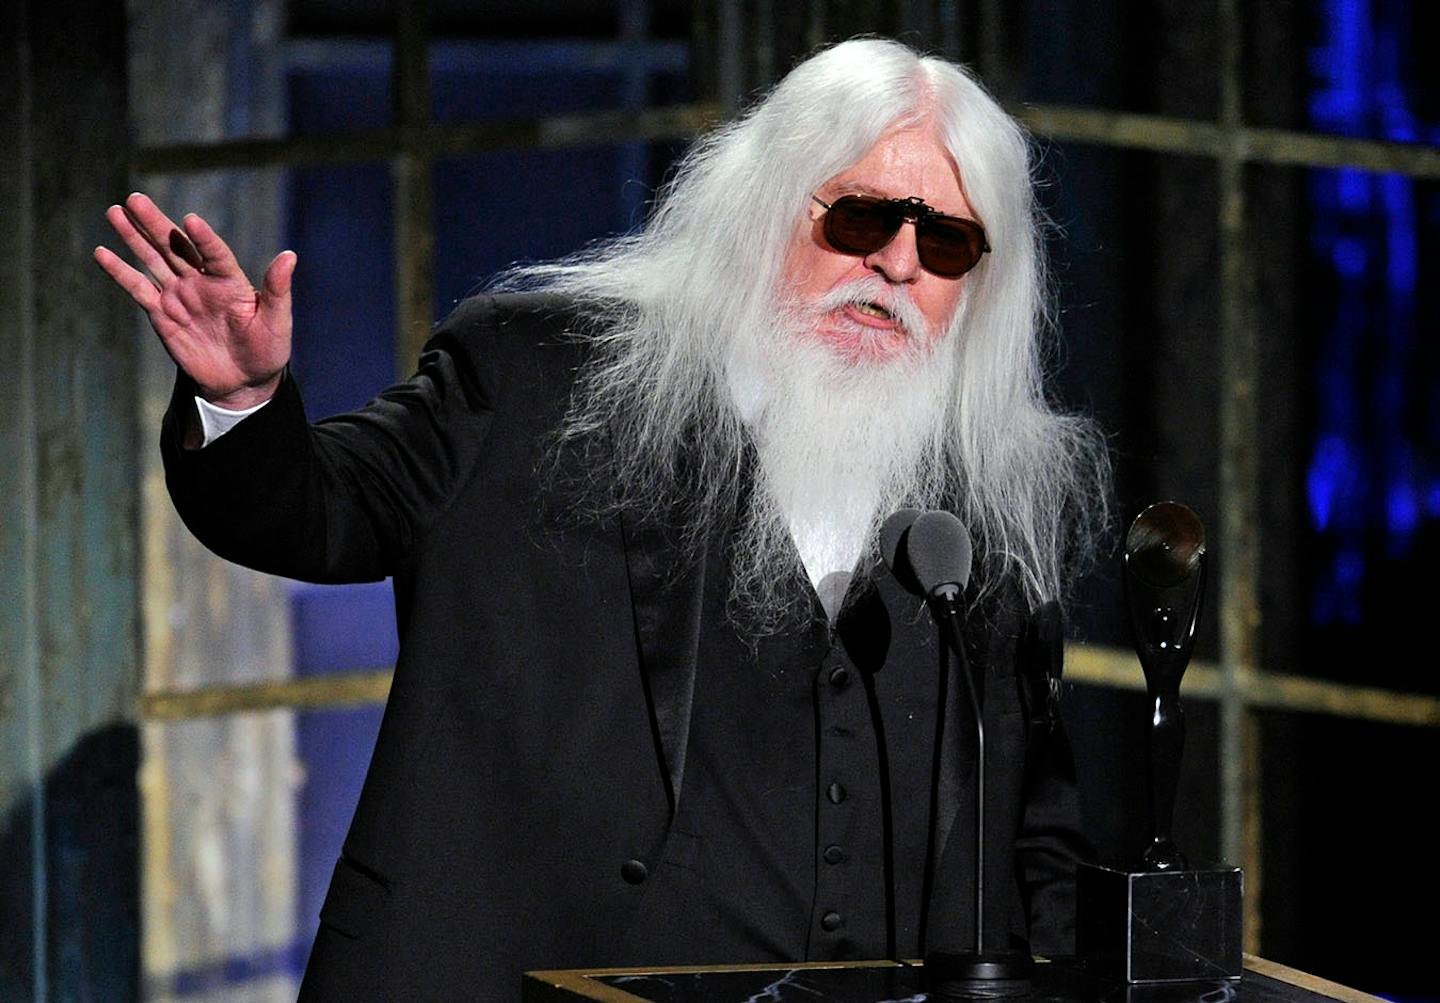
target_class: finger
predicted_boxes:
[94,244,162,311]
[120,202,166,256]
[124,192,195,274]
[106,203,175,283]
[159,287,194,328]
[181,212,244,279]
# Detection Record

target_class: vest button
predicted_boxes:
[824,844,845,865]
[821,911,843,932]
[827,782,847,804]
[829,666,850,688]
[621,859,649,885]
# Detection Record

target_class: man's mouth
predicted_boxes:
[853,301,894,321]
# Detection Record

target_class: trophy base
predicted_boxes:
[1076,861,1243,983]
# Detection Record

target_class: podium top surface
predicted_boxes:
[523,955,1385,1003]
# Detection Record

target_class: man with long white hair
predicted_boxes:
[98,37,1107,1002]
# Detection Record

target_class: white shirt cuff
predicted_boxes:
[194,394,271,447]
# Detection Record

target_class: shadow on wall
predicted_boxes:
[0,723,139,1001]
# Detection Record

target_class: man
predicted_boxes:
[98,38,1107,1001]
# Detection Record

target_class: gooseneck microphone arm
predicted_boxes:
[934,587,985,956]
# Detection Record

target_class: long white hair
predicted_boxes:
[494,37,1109,617]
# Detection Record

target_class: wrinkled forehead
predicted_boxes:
[817,126,970,219]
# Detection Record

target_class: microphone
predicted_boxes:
[879,508,924,595]
[906,510,973,606]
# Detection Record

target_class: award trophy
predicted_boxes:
[1076,502,1243,983]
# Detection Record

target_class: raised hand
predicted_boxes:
[95,192,295,410]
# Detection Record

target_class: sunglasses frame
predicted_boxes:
[811,194,991,278]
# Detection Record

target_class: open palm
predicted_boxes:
[95,192,295,410]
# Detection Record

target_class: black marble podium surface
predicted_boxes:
[524,956,1383,1003]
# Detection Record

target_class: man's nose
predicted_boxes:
[863,221,921,282]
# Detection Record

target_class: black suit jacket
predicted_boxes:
[162,293,1088,1001]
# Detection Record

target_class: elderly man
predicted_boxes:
[98,38,1107,1002]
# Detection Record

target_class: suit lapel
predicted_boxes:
[617,509,708,819]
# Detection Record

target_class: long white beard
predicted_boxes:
[727,278,958,621]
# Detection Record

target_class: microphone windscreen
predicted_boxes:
[908,510,973,596]
[880,509,922,573]
[880,508,925,596]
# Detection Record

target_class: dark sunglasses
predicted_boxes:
[811,194,991,278]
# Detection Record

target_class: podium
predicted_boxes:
[524,956,1385,1002]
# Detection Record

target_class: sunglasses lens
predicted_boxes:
[917,217,987,277]
[823,196,898,255]
[818,194,990,277]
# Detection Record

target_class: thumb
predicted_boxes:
[258,250,296,324]
[261,249,296,300]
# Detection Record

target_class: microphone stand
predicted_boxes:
[924,585,1032,997]
[887,509,1030,996]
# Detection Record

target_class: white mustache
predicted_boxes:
[807,275,932,340]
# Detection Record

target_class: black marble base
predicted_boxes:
[1076,862,1243,984]
[525,956,1356,1002]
